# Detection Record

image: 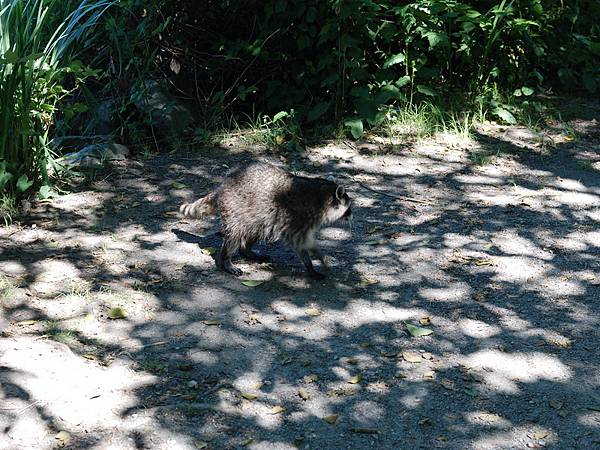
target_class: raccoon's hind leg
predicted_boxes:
[309,247,327,267]
[240,241,270,263]
[216,238,243,276]
[297,249,326,280]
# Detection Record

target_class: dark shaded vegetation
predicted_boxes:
[2,0,600,199]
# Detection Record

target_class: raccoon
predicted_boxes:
[180,162,352,279]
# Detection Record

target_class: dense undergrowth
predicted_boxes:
[0,0,599,208]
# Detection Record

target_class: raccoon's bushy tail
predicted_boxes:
[179,191,218,218]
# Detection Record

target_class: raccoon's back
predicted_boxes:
[217,163,327,243]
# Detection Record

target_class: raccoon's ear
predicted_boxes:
[326,175,335,182]
[335,185,346,200]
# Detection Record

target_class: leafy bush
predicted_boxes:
[82,0,598,139]
[0,0,112,197]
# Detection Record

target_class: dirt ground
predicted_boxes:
[1,101,599,450]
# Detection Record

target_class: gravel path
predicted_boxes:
[1,112,599,449]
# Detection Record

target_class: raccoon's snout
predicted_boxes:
[342,207,352,220]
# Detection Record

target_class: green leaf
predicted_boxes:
[521,86,534,96]
[345,119,363,139]
[0,169,13,193]
[242,280,264,287]
[416,85,437,96]
[424,31,448,49]
[3,50,18,64]
[375,84,400,105]
[38,185,58,200]
[354,97,379,122]
[16,174,33,193]
[493,107,517,124]
[273,111,289,122]
[396,76,411,88]
[306,101,329,122]
[405,322,433,337]
[383,53,405,69]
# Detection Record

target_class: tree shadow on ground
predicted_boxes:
[1,112,600,449]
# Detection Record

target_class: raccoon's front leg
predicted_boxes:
[217,239,243,276]
[297,249,326,280]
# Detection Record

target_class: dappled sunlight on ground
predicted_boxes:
[1,112,599,448]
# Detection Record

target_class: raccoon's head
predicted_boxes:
[324,184,352,224]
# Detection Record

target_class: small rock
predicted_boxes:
[188,380,198,389]
[58,143,130,168]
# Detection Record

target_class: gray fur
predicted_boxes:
[180,162,352,279]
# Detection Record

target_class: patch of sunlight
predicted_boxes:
[493,256,545,282]
[419,283,471,303]
[492,233,552,260]
[474,426,558,449]
[351,400,385,423]
[0,337,156,430]
[458,318,501,339]
[465,410,512,428]
[462,350,571,394]
[538,275,585,297]
[0,260,26,276]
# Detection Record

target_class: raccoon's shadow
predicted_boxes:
[172,228,222,255]
[172,228,304,270]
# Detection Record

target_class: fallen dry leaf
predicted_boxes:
[241,393,257,400]
[423,370,436,380]
[55,431,71,448]
[359,277,379,287]
[306,307,321,316]
[298,388,310,401]
[548,399,563,410]
[270,405,285,415]
[402,352,422,363]
[323,414,338,424]
[202,320,221,326]
[347,374,363,384]
[201,247,217,256]
[441,379,455,390]
[419,316,431,325]
[303,374,319,383]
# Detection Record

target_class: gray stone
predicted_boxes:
[58,143,130,168]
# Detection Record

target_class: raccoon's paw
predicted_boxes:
[218,261,244,276]
[224,265,243,276]
[309,270,326,281]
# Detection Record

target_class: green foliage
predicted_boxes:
[0,0,112,197]
[3,0,600,175]
[83,0,598,139]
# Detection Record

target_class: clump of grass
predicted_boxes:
[469,151,496,166]
[46,321,76,344]
[66,279,92,298]
[374,102,475,146]
[0,195,18,226]
[223,110,303,150]
[0,274,16,301]
[0,0,113,198]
